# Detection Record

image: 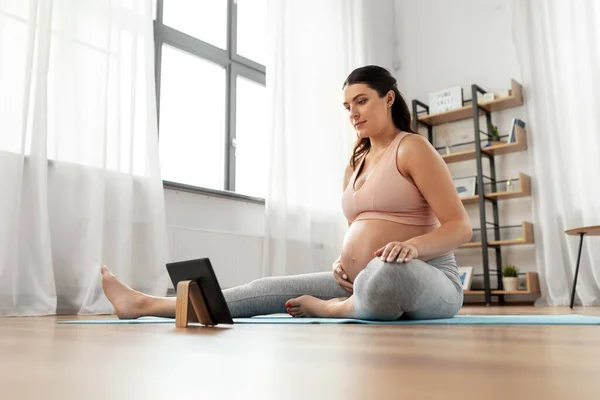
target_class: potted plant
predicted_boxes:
[485,124,501,147]
[490,125,501,143]
[502,265,519,291]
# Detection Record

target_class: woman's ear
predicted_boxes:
[386,90,395,107]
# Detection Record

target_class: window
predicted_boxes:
[154,0,267,199]
[162,1,228,50]
[236,0,267,65]
[158,45,226,189]
[235,76,268,198]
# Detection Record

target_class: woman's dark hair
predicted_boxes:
[343,65,416,169]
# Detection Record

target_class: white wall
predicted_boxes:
[394,0,536,299]
[164,188,265,289]
[364,0,396,72]
[394,0,521,103]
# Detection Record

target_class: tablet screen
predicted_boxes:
[166,258,233,324]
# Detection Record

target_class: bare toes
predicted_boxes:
[286,297,302,308]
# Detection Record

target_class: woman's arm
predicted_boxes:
[400,134,472,260]
[343,163,354,227]
[332,163,356,292]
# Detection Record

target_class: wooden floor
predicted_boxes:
[2,306,600,400]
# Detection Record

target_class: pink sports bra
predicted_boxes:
[342,132,439,226]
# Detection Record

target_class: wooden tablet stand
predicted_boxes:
[175,280,216,327]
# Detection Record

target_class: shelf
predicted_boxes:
[464,272,540,295]
[442,124,528,164]
[565,225,600,236]
[461,196,479,205]
[459,221,534,248]
[485,172,531,200]
[442,150,477,164]
[483,124,528,156]
[417,79,524,126]
[461,173,531,205]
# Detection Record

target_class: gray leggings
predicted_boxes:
[223,253,464,320]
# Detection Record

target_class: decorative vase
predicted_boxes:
[502,277,518,291]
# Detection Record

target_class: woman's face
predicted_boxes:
[343,83,394,139]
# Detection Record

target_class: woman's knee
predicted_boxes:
[353,258,425,320]
[357,257,425,292]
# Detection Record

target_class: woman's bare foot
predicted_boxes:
[100,265,148,319]
[285,296,357,318]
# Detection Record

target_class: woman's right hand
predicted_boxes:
[332,257,353,294]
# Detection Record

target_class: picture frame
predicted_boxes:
[458,266,474,290]
[453,177,476,198]
[428,86,463,114]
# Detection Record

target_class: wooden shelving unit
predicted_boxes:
[461,172,531,205]
[459,221,534,248]
[442,125,528,164]
[417,79,523,126]
[464,272,540,295]
[412,79,534,305]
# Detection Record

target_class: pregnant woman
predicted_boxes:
[101,65,472,321]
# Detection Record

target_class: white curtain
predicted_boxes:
[512,0,600,305]
[0,0,169,315]
[262,0,376,276]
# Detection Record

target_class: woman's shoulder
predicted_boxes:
[398,131,429,145]
[397,132,436,155]
[396,132,440,171]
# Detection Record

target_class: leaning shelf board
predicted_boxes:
[418,79,524,126]
[459,221,534,248]
[464,272,540,295]
[461,173,531,204]
[442,125,527,164]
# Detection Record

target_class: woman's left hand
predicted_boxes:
[374,242,419,263]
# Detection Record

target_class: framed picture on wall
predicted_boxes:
[428,86,463,114]
[458,266,473,290]
[453,177,476,198]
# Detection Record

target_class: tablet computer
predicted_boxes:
[166,258,234,325]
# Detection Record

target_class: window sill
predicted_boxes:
[163,180,266,205]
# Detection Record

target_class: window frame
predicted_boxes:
[154,0,266,204]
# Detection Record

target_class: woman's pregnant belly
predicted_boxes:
[340,219,440,282]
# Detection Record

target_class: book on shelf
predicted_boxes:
[507,118,526,143]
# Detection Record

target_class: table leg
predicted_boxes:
[570,233,585,309]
